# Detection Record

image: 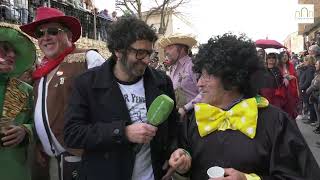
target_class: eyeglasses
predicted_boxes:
[34,27,65,38]
[127,46,156,61]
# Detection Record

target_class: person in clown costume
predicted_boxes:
[0,23,35,180]
[167,33,320,180]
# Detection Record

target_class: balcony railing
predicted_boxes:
[0,0,112,41]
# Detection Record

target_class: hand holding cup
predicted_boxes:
[168,148,191,174]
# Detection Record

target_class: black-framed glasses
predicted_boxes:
[127,46,156,60]
[34,27,65,38]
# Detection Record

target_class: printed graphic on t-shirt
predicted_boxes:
[127,100,146,123]
[118,79,147,124]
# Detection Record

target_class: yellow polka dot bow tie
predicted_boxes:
[194,96,269,139]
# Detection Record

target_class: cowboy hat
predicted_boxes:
[0,23,36,77]
[157,34,197,48]
[20,7,81,42]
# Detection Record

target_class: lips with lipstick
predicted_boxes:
[0,57,15,66]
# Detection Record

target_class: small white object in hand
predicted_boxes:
[207,166,225,178]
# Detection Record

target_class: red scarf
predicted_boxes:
[32,45,76,80]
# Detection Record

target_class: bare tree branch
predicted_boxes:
[154,0,160,7]
[136,0,142,19]
[129,0,138,12]
[117,0,189,34]
[121,0,137,15]
[145,6,162,22]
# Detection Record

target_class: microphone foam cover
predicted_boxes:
[147,94,174,126]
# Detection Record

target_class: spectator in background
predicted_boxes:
[158,34,201,121]
[0,0,20,22]
[98,9,112,41]
[309,44,320,60]
[14,0,28,24]
[278,51,299,119]
[257,48,266,67]
[112,11,117,21]
[299,55,316,124]
[306,59,320,134]
[260,53,285,109]
[291,53,299,69]
[99,9,112,21]
[148,51,166,72]
[83,0,94,11]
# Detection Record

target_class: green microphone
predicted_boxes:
[134,94,174,153]
[147,94,174,126]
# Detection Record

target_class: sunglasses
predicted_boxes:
[34,27,65,38]
[127,46,156,61]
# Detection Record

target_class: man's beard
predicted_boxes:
[119,54,132,76]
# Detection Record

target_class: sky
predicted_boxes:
[94,0,300,43]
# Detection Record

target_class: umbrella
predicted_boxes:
[255,39,286,49]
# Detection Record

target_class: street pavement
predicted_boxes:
[296,119,320,165]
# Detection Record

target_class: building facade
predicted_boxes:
[298,0,320,50]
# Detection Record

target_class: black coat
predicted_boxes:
[180,105,320,180]
[299,65,315,91]
[64,59,179,180]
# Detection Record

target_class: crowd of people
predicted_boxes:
[0,0,117,41]
[0,0,29,24]
[0,6,320,180]
[257,44,320,147]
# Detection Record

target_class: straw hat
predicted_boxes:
[157,34,197,48]
[0,23,36,77]
[20,7,81,42]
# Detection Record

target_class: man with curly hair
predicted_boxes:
[64,16,188,180]
[168,33,320,180]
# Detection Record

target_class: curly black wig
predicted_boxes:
[106,16,158,55]
[193,33,262,98]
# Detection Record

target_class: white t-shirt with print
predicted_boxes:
[118,78,154,180]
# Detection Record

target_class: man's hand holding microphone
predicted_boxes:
[125,123,157,144]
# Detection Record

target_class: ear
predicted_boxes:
[114,50,122,60]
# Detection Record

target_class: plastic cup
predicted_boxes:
[207,166,225,178]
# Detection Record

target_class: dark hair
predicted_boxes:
[266,53,277,59]
[106,16,158,55]
[279,51,290,67]
[192,33,261,98]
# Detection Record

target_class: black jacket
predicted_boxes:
[299,65,315,91]
[181,105,320,180]
[64,59,179,180]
